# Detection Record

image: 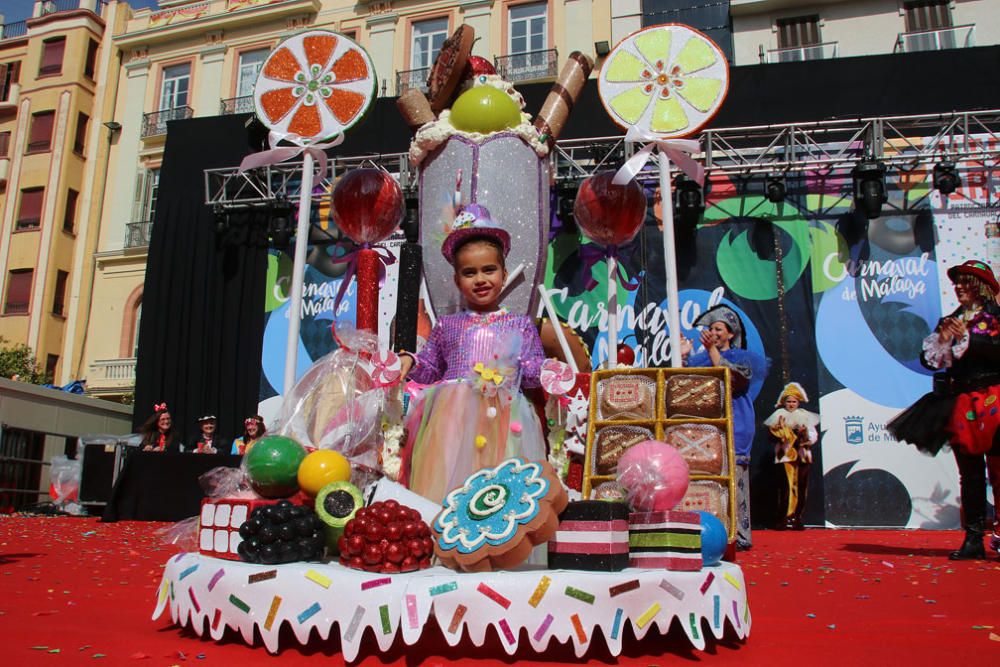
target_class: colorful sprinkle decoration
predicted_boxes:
[571,613,587,643]
[298,602,321,624]
[659,578,686,600]
[448,604,467,634]
[498,618,516,645]
[248,569,277,584]
[207,568,225,591]
[636,602,661,629]
[264,596,282,631]
[529,575,551,607]
[700,572,716,594]
[179,564,199,581]
[429,581,458,596]
[611,608,624,640]
[477,582,511,609]
[361,577,392,591]
[609,579,640,597]
[305,570,332,588]
[344,605,365,642]
[379,604,392,635]
[565,586,596,604]
[228,594,250,614]
[533,613,554,641]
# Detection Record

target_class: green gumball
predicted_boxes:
[244,435,307,498]
[450,86,522,134]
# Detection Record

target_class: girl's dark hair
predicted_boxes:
[139,408,176,449]
[452,235,506,267]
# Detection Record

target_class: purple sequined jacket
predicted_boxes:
[408,311,545,389]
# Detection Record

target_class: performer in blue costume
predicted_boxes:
[682,305,770,550]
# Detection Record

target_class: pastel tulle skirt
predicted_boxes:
[401,381,546,504]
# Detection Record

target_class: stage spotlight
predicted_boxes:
[933,161,960,195]
[765,175,786,203]
[268,198,294,249]
[673,173,704,228]
[213,204,229,235]
[557,181,579,223]
[851,160,887,220]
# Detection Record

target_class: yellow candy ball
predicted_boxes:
[474,435,487,449]
[450,86,522,134]
[297,449,351,496]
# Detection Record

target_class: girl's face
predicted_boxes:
[157,412,171,431]
[247,421,260,438]
[783,396,800,411]
[454,242,507,312]
[707,321,734,349]
[201,421,216,436]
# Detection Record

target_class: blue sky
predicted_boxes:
[0,0,160,23]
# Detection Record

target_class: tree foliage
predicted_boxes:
[0,337,50,384]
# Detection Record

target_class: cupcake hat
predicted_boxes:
[441,203,511,265]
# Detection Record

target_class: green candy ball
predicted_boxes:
[450,86,521,134]
[244,435,307,498]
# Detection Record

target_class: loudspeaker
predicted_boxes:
[78,441,127,505]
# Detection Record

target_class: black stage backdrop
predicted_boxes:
[132,116,267,446]
[135,45,999,445]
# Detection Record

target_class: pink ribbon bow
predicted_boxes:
[237,131,344,187]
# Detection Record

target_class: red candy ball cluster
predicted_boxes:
[337,500,434,573]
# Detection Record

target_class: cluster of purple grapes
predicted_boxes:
[237,500,326,564]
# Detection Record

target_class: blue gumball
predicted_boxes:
[697,510,727,567]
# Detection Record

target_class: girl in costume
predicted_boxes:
[231,415,266,455]
[888,260,1000,560]
[681,305,769,550]
[764,383,819,530]
[139,403,180,453]
[399,204,547,503]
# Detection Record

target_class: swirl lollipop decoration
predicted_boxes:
[239,30,378,394]
[598,24,727,367]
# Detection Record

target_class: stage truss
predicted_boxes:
[205,108,1000,213]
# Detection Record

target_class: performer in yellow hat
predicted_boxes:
[764,383,819,530]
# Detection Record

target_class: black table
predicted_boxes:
[101,451,242,522]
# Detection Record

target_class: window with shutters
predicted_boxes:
[16,188,44,230]
[45,354,59,381]
[84,39,98,79]
[411,18,449,70]
[0,61,20,103]
[39,37,66,77]
[4,269,33,315]
[74,113,88,155]
[0,131,10,158]
[508,2,548,55]
[236,49,268,98]
[777,16,821,48]
[27,111,55,153]
[64,189,78,233]
[132,168,160,223]
[52,270,68,316]
[159,63,191,110]
[904,1,953,32]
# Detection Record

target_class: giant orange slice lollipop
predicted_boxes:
[253,30,377,144]
[598,24,728,139]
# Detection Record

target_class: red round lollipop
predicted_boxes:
[573,171,647,247]
[331,168,404,245]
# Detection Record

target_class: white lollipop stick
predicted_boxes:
[284,153,316,392]
[536,284,579,374]
[607,253,619,369]
[500,262,525,297]
[659,151,683,368]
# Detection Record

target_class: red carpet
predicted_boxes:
[0,517,997,665]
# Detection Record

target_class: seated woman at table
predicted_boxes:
[231,415,266,455]
[140,403,181,453]
[190,415,219,454]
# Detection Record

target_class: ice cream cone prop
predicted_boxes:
[241,30,377,392]
[599,24,728,367]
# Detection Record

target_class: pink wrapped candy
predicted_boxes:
[616,439,690,511]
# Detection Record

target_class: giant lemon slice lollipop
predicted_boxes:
[253,30,376,144]
[598,24,728,138]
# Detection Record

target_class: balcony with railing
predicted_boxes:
[396,67,429,96]
[125,220,153,248]
[141,106,194,138]
[494,49,558,83]
[88,358,137,392]
[220,95,254,115]
[766,41,838,63]
[895,24,975,53]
